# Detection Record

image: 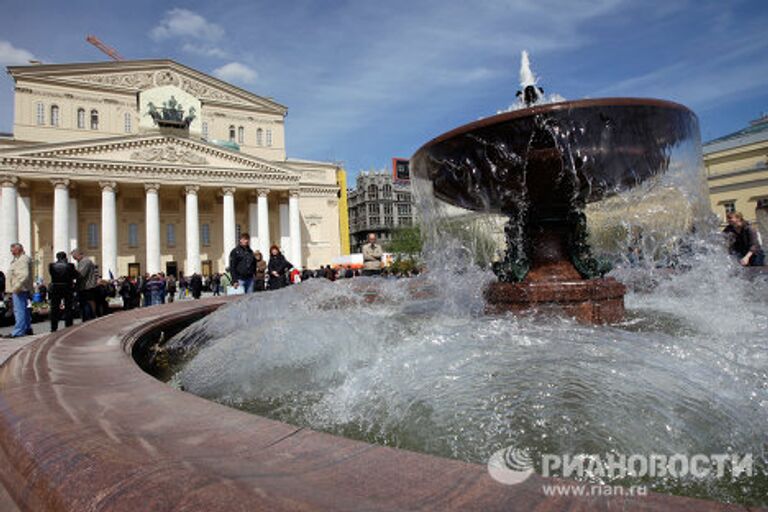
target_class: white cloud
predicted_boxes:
[0,40,35,66]
[181,43,228,59]
[213,62,258,84]
[150,8,224,42]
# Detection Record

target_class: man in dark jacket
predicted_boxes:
[49,251,78,332]
[190,273,203,299]
[0,270,5,296]
[229,233,257,293]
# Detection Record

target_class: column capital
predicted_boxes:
[0,175,18,188]
[99,181,117,193]
[51,178,71,190]
[289,189,301,198]
[257,188,270,198]
[144,183,161,193]
[222,186,236,196]
[185,185,200,195]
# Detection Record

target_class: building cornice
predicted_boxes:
[7,59,287,116]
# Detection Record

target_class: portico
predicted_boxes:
[0,134,330,279]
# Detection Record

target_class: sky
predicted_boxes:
[0,0,766,180]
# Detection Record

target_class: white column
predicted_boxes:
[145,183,161,275]
[17,194,32,258]
[279,200,290,257]
[52,178,70,257]
[185,185,201,275]
[68,196,78,252]
[1,176,19,272]
[289,190,302,269]
[248,195,259,249]
[222,187,237,258]
[100,181,118,279]
[257,189,270,257]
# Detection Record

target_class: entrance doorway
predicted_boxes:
[128,263,141,279]
[166,261,178,278]
[202,260,213,277]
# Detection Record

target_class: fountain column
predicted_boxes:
[185,185,201,275]
[222,187,237,258]
[52,178,70,257]
[100,181,118,279]
[257,189,270,257]
[145,183,161,275]
[288,189,302,268]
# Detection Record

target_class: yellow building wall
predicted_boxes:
[337,168,351,255]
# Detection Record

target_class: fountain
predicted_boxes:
[410,52,699,323]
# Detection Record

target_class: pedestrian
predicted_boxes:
[267,245,292,290]
[166,275,177,303]
[48,251,78,332]
[71,248,98,321]
[0,269,5,296]
[4,243,33,338]
[254,251,267,291]
[211,273,221,296]
[119,278,137,310]
[190,273,203,299]
[145,274,165,305]
[229,233,257,293]
[725,211,765,266]
[362,233,383,276]
[178,273,187,300]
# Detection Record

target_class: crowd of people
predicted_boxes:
[0,232,408,340]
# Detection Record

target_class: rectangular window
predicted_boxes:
[266,129,273,147]
[124,112,132,133]
[166,224,176,247]
[201,223,211,246]
[384,204,393,215]
[36,103,45,125]
[385,216,393,226]
[369,217,380,226]
[202,122,208,140]
[77,109,85,129]
[724,201,736,215]
[87,223,99,248]
[757,198,768,209]
[128,223,139,247]
[368,204,378,214]
[238,126,244,144]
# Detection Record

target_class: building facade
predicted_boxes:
[347,170,414,252]
[704,113,768,240]
[0,59,344,278]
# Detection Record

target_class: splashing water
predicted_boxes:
[165,92,767,506]
[498,50,566,113]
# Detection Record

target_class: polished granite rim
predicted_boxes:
[0,297,752,511]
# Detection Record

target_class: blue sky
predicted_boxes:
[0,0,766,179]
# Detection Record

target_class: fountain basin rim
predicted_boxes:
[0,297,750,511]
[412,97,695,158]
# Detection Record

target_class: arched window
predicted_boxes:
[202,121,208,140]
[90,109,99,130]
[237,126,244,144]
[367,184,378,200]
[124,112,132,133]
[228,125,236,142]
[50,105,59,126]
[77,108,85,129]
[382,184,392,199]
[266,129,272,147]
[36,102,44,125]
[256,128,263,146]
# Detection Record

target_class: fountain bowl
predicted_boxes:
[411,98,700,323]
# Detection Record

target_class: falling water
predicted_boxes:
[163,80,767,506]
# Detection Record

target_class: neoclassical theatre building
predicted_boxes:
[0,59,345,279]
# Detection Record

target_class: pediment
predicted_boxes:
[0,135,298,177]
[8,60,286,115]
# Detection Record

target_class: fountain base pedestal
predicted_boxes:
[485,278,625,324]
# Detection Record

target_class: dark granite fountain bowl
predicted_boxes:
[411,98,700,323]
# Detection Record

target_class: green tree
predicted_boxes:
[386,225,423,259]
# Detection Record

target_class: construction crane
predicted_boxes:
[86,35,124,61]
